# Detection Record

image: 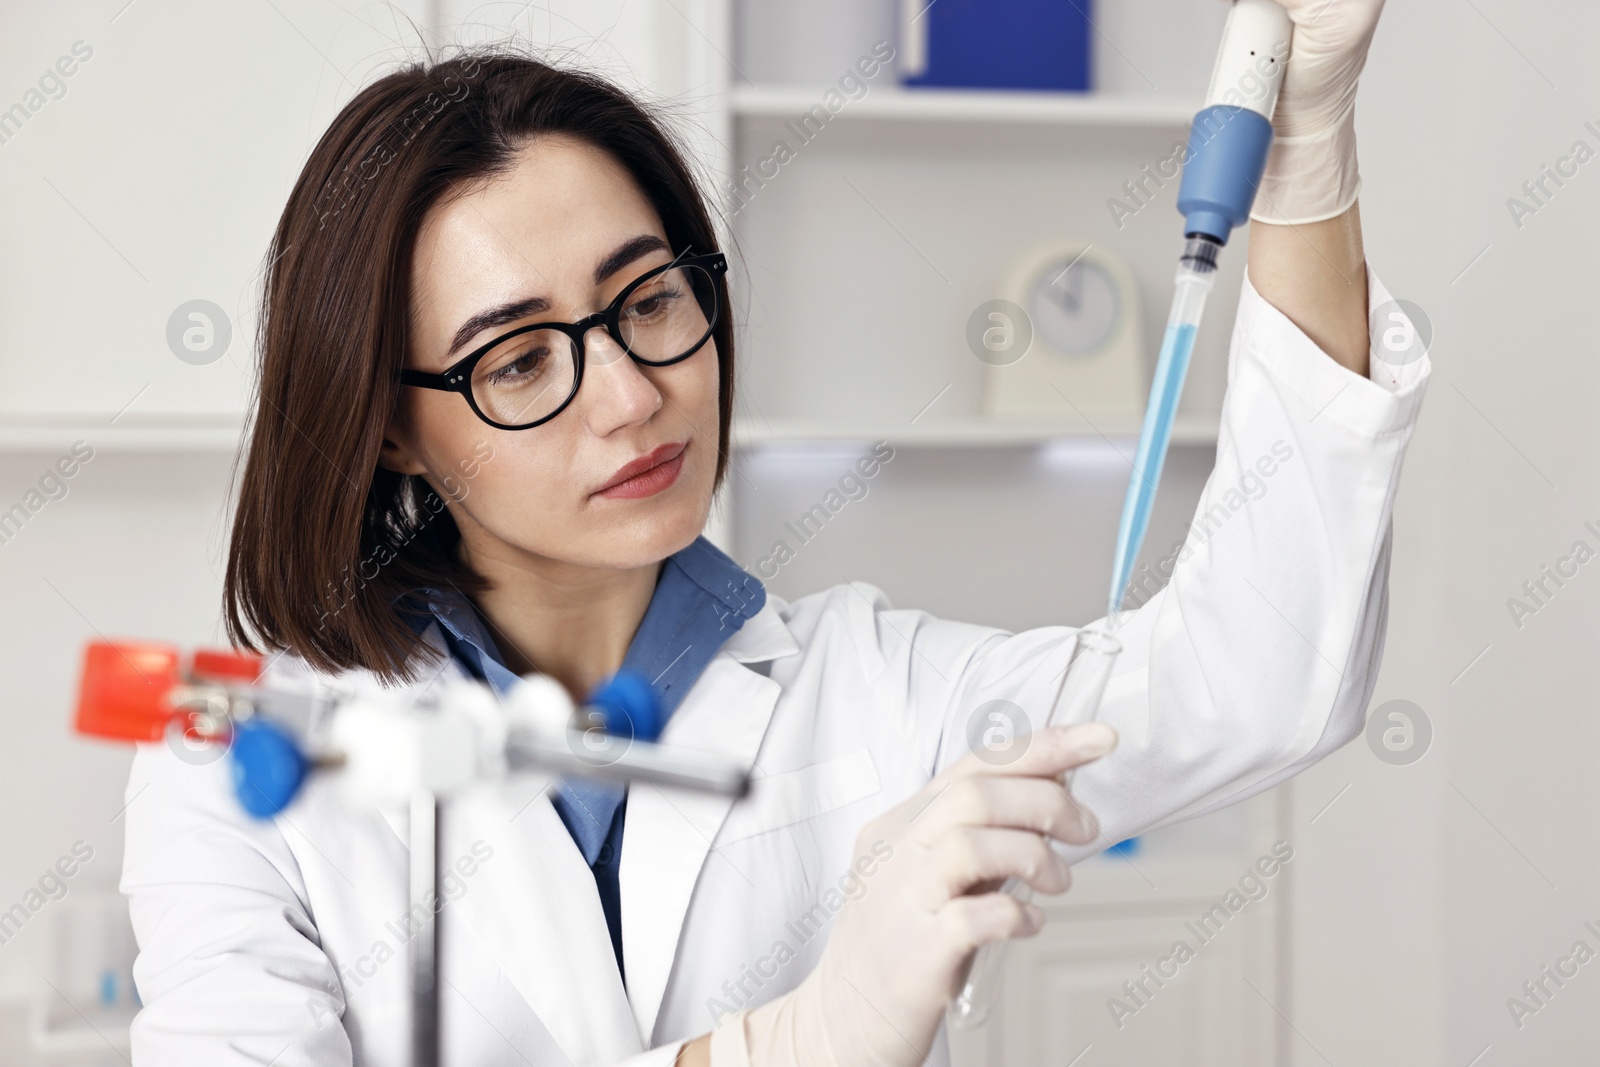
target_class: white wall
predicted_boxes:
[0,450,236,1000]
[1279,0,1600,1062]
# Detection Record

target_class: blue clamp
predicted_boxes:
[229,718,309,818]
[587,670,665,743]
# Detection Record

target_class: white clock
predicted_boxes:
[981,241,1146,423]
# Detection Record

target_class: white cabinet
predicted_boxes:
[948,797,1288,1067]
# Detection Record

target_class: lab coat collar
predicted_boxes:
[717,589,799,664]
[621,650,786,1045]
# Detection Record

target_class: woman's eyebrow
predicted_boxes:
[445,234,671,360]
[593,233,670,285]
[446,294,552,360]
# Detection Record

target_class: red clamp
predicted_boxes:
[74,641,264,744]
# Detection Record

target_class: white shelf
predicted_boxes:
[0,417,244,453]
[729,86,1196,128]
[731,416,1218,449]
[0,417,1220,454]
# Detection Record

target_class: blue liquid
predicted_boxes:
[1108,321,1199,617]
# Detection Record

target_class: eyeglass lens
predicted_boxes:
[471,262,717,427]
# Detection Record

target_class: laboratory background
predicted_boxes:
[0,0,1596,1063]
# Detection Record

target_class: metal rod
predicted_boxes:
[409,790,440,1067]
[506,730,750,798]
[398,732,742,1064]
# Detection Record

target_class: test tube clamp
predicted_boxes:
[72,640,750,1067]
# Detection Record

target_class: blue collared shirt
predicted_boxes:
[398,534,766,982]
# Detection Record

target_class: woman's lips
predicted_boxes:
[594,441,687,500]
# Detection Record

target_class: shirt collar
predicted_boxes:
[402,535,785,719]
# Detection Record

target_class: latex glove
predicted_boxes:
[1248,0,1387,225]
[707,721,1119,1067]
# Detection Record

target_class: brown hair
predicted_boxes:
[223,47,735,685]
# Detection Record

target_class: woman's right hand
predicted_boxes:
[709,720,1119,1067]
[1247,0,1387,227]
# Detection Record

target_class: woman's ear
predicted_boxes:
[377,409,429,476]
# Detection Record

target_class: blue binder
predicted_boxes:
[902,0,1093,92]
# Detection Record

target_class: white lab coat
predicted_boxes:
[120,265,1430,1067]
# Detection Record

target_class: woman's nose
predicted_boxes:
[579,325,662,430]
[583,323,627,368]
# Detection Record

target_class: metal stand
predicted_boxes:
[68,641,758,1067]
[409,790,440,1067]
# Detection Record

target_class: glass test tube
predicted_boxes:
[946,620,1124,1029]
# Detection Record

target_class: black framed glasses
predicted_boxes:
[401,251,728,431]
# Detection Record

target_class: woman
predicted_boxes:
[120,1,1422,1064]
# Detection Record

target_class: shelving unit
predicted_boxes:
[731,415,1218,450]
[705,58,1244,558]
[729,86,1196,127]
[0,417,243,453]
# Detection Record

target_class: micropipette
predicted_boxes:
[1107,0,1293,619]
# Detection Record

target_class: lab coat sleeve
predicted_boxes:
[845,261,1430,860]
[120,738,354,1066]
